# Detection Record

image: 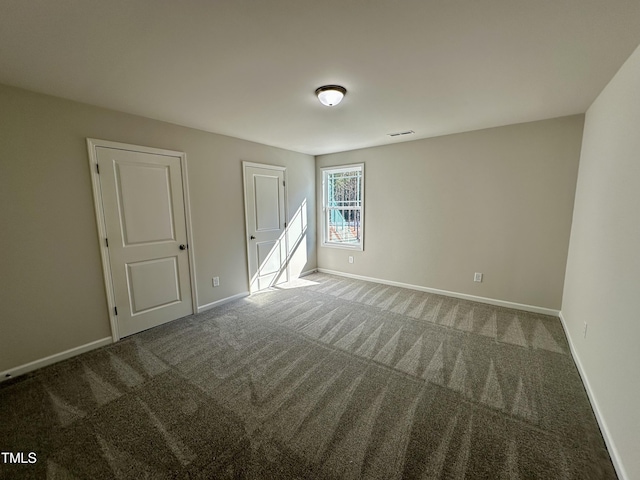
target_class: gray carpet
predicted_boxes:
[0,273,616,479]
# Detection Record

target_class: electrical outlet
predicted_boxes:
[583,322,588,338]
[213,276,220,287]
[474,272,483,282]
[348,256,354,264]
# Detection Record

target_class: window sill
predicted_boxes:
[321,242,363,251]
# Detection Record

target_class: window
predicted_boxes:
[322,164,364,250]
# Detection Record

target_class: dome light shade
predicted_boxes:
[315,85,346,106]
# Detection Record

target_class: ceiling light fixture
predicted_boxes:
[315,85,346,106]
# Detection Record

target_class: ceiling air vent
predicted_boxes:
[387,130,415,137]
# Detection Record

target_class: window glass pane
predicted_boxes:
[328,208,361,244]
[327,170,362,208]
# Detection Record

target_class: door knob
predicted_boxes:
[179,244,187,250]
[250,235,256,240]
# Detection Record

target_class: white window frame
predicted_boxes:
[321,163,365,251]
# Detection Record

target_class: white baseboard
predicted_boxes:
[197,291,250,313]
[558,312,627,480]
[0,337,113,383]
[197,272,317,312]
[317,268,560,317]
[299,268,318,278]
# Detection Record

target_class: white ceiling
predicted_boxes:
[1,1,640,155]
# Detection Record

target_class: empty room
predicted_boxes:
[1,1,639,479]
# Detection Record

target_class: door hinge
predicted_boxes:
[114,306,118,316]
[284,222,287,228]
[96,163,100,174]
[105,238,109,247]
[283,180,286,187]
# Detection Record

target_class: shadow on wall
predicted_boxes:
[249,199,308,291]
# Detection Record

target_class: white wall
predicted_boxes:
[317,116,584,310]
[561,44,640,480]
[0,84,316,374]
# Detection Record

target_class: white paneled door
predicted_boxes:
[243,163,287,292]
[96,146,193,337]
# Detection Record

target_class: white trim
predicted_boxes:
[242,161,289,293]
[197,292,250,313]
[179,150,200,316]
[0,337,113,383]
[558,312,628,480]
[317,268,560,316]
[242,162,251,292]
[321,163,365,251]
[86,139,198,342]
[198,273,317,313]
[242,161,287,171]
[87,139,119,341]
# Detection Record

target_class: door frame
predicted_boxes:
[242,161,288,293]
[87,138,198,342]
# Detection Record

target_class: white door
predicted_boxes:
[243,163,287,292]
[96,146,193,337]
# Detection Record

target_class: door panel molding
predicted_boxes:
[87,138,198,341]
[126,256,181,314]
[115,161,176,245]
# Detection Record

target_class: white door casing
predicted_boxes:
[243,162,288,292]
[88,139,197,340]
